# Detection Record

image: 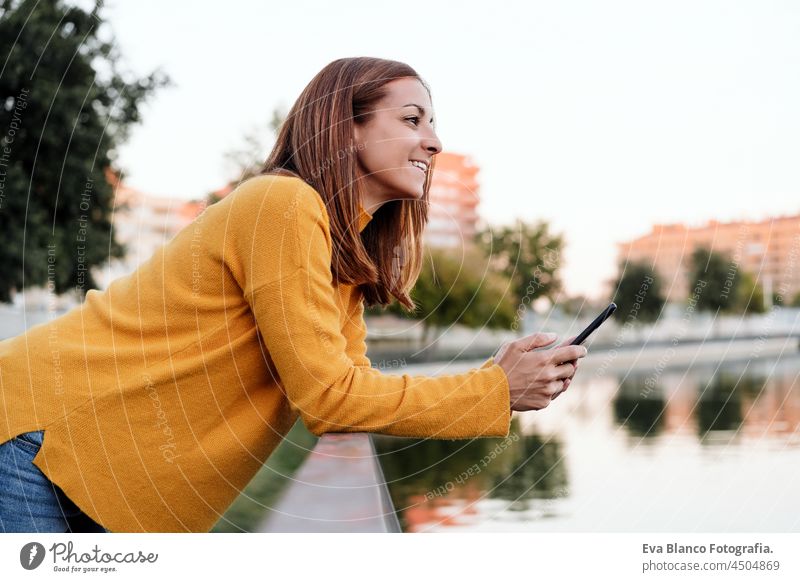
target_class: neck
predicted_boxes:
[356,169,391,216]
[360,196,383,216]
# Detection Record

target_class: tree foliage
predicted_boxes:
[686,247,765,314]
[0,0,170,302]
[610,261,666,324]
[373,246,516,340]
[735,270,766,314]
[473,219,563,308]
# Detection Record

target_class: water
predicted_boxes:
[374,353,800,532]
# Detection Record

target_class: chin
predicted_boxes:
[377,171,426,202]
[403,178,427,199]
[384,183,424,202]
[400,167,427,196]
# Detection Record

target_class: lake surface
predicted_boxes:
[374,353,800,532]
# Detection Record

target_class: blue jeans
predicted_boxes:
[0,430,109,533]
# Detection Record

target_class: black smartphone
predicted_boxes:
[569,302,617,346]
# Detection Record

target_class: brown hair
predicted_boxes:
[258,56,437,311]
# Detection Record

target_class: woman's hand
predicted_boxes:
[494,333,587,411]
[551,335,580,401]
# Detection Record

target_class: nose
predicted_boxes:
[422,127,442,155]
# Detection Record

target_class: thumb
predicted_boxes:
[514,332,558,352]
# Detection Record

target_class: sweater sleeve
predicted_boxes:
[245,183,511,439]
[340,297,372,368]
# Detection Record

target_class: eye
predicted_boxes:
[404,116,420,126]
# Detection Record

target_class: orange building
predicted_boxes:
[97,171,204,289]
[424,152,482,249]
[618,214,800,303]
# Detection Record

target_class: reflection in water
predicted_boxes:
[612,370,767,443]
[696,371,750,436]
[377,355,800,532]
[613,376,667,438]
[373,418,568,532]
[489,432,568,512]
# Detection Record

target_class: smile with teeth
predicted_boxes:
[410,161,427,173]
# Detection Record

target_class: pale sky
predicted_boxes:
[102,0,800,299]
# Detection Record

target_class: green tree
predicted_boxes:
[734,271,766,314]
[0,0,170,302]
[377,246,515,343]
[610,261,666,324]
[473,219,564,309]
[686,247,739,313]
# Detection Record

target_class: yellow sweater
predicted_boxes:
[0,174,511,532]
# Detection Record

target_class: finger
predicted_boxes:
[551,344,587,363]
[547,380,563,397]
[514,332,558,352]
[553,378,570,400]
[551,362,576,380]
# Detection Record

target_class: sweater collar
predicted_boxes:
[357,203,373,233]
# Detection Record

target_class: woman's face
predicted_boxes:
[353,78,442,208]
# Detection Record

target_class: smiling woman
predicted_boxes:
[0,56,581,533]
[259,57,443,311]
[352,79,441,214]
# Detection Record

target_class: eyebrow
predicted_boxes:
[402,103,435,124]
